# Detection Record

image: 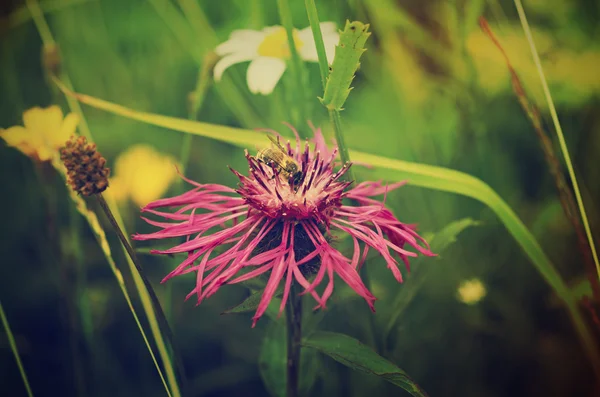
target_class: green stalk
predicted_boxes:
[276,0,308,133]
[304,0,329,88]
[285,285,302,397]
[26,0,181,394]
[514,0,600,285]
[0,299,34,397]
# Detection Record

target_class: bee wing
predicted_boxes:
[267,135,288,152]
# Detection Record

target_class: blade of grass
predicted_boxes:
[50,82,600,371]
[25,0,181,394]
[0,299,34,397]
[479,17,600,304]
[513,0,600,288]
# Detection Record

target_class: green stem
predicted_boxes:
[304,0,329,89]
[276,0,307,133]
[328,109,356,182]
[95,194,188,395]
[286,285,302,397]
[0,299,34,397]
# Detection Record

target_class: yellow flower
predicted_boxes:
[457,278,487,305]
[106,144,179,207]
[0,106,79,161]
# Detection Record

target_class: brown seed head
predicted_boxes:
[60,136,110,196]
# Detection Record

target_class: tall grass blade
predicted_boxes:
[0,299,34,397]
[513,0,600,283]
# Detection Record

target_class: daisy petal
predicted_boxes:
[215,32,263,56]
[246,57,286,95]
[298,23,340,63]
[214,52,257,81]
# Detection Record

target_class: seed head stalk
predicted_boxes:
[95,193,188,395]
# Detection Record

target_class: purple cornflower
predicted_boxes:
[133,126,434,327]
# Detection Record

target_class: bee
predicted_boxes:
[255,135,303,186]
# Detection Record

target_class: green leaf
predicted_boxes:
[320,21,371,111]
[222,287,283,316]
[383,218,481,343]
[259,320,320,397]
[303,331,428,397]
[429,218,481,254]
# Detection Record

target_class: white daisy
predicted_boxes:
[213,22,339,95]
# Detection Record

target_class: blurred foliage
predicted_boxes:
[1,0,599,396]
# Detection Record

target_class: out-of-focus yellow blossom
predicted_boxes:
[466,24,600,105]
[457,278,487,305]
[466,25,552,99]
[0,106,79,161]
[106,144,179,207]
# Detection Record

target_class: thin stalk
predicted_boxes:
[286,285,302,397]
[304,0,329,88]
[181,51,218,171]
[276,0,308,133]
[514,0,600,283]
[95,194,187,395]
[304,0,356,182]
[0,300,34,397]
[479,17,600,303]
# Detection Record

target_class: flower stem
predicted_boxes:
[95,193,188,396]
[276,0,308,135]
[304,0,329,89]
[0,300,34,397]
[286,284,303,397]
[304,0,357,183]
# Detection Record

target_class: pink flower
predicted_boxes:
[133,126,435,327]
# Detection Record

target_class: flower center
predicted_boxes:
[257,27,304,59]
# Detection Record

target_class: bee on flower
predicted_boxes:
[214,22,340,94]
[134,125,435,327]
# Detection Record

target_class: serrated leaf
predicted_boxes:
[259,320,320,397]
[303,332,428,397]
[320,20,371,111]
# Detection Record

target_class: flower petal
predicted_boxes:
[298,22,339,63]
[215,30,264,56]
[0,126,39,157]
[214,52,257,81]
[53,112,79,148]
[23,106,63,136]
[246,57,287,95]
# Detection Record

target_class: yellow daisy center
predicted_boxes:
[257,27,304,59]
